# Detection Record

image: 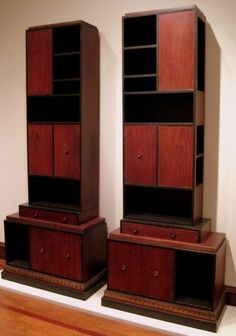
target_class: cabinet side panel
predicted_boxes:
[27,29,52,96]
[28,124,53,176]
[158,126,193,188]
[80,25,99,212]
[159,10,195,91]
[213,241,226,309]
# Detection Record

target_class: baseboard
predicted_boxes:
[0,242,5,259]
[225,286,236,306]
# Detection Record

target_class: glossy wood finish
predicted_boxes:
[54,125,80,179]
[27,29,52,95]
[159,10,195,91]
[30,228,82,281]
[124,125,156,185]
[0,288,177,336]
[158,126,193,188]
[80,24,99,212]
[28,124,53,176]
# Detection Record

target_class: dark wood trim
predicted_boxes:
[0,242,5,259]
[225,286,236,306]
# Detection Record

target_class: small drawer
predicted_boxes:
[121,221,199,243]
[19,206,78,225]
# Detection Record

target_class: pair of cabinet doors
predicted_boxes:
[124,125,193,188]
[28,124,80,179]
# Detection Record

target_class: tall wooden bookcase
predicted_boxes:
[2,20,107,299]
[102,6,226,331]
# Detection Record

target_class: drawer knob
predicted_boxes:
[154,270,159,278]
[34,211,39,218]
[137,153,143,159]
[62,216,68,223]
[132,228,138,234]
[64,149,70,155]
[65,253,70,260]
[170,232,176,239]
[121,264,127,271]
[40,248,45,254]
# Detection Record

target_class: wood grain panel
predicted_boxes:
[54,125,80,179]
[27,29,52,96]
[159,10,195,91]
[158,126,193,188]
[142,246,175,301]
[28,124,53,176]
[124,125,156,185]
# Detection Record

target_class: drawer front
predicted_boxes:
[20,206,78,225]
[121,221,199,243]
[30,227,81,281]
[108,241,175,301]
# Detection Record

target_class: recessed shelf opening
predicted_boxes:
[196,156,204,185]
[53,79,80,94]
[53,54,80,80]
[197,125,204,155]
[53,25,80,54]
[124,48,156,75]
[197,17,205,91]
[124,76,156,92]
[124,15,156,47]
[124,93,194,123]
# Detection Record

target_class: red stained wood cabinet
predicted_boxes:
[3,20,107,300]
[103,6,227,332]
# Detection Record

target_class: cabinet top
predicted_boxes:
[124,5,205,21]
[27,20,98,32]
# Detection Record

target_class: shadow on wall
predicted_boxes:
[203,23,221,233]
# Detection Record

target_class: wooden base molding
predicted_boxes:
[102,289,226,332]
[2,265,106,300]
[0,242,5,259]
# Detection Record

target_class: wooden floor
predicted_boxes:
[0,260,177,336]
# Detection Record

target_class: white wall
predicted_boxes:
[0,0,236,286]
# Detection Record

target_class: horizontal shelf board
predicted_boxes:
[53,78,80,82]
[28,93,80,98]
[124,44,157,50]
[124,212,193,225]
[124,90,194,95]
[175,297,212,310]
[124,122,194,126]
[124,184,192,191]
[29,175,80,182]
[53,51,80,56]
[29,201,80,211]
[8,260,30,269]
[124,91,158,95]
[27,121,80,125]
[124,74,156,79]
[196,153,204,158]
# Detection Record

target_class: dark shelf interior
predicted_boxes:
[53,25,80,54]
[175,251,214,309]
[196,156,204,185]
[124,47,156,75]
[197,17,205,92]
[124,15,156,47]
[27,95,80,122]
[124,185,192,220]
[5,221,30,268]
[124,76,156,92]
[124,93,194,123]
[197,125,204,155]
[28,176,80,210]
[53,79,80,95]
[53,53,80,80]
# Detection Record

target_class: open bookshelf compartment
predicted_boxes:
[28,176,81,210]
[124,93,194,123]
[124,48,156,76]
[197,17,205,91]
[124,185,192,220]
[4,221,30,269]
[196,156,204,185]
[175,251,214,309]
[53,79,80,94]
[53,25,80,54]
[124,76,156,92]
[53,53,80,80]
[197,125,204,155]
[27,95,80,123]
[124,15,156,47]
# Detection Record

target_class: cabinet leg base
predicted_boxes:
[102,289,226,332]
[2,265,106,300]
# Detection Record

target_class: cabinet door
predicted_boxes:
[124,125,156,185]
[108,241,141,295]
[28,124,53,176]
[54,125,80,179]
[30,228,82,281]
[142,246,175,300]
[158,126,193,188]
[27,29,52,96]
[159,10,195,91]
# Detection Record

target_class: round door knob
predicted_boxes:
[121,264,127,271]
[62,216,68,223]
[132,228,138,234]
[170,232,176,240]
[64,149,69,155]
[34,211,39,218]
[137,153,143,159]
[154,270,159,278]
[40,248,45,254]
[65,253,70,260]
